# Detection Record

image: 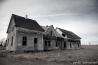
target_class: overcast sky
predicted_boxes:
[0,0,98,45]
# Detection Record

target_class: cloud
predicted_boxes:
[0,0,6,2]
[0,0,7,5]
[0,0,98,45]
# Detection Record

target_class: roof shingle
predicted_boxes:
[12,14,44,32]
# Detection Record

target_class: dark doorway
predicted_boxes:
[22,36,27,46]
[64,42,66,48]
[44,41,48,51]
[34,38,38,51]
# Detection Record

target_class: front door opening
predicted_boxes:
[64,42,66,48]
[34,38,38,51]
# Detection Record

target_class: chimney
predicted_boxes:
[25,14,28,19]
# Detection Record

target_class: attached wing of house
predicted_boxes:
[56,28,81,49]
[56,28,81,40]
[42,25,63,38]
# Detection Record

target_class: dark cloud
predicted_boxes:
[0,0,6,3]
[32,0,97,15]
[0,0,6,7]
[0,0,98,44]
[94,0,98,13]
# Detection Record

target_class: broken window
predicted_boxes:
[56,41,58,47]
[62,34,65,37]
[22,36,27,46]
[44,41,51,47]
[34,38,37,44]
[45,41,47,46]
[64,42,66,48]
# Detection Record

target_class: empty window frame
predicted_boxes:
[22,36,27,46]
[34,38,38,44]
[56,41,58,47]
[44,40,51,47]
[44,41,47,46]
[62,34,65,37]
[70,42,72,48]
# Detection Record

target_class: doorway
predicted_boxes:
[64,42,66,48]
[34,38,38,51]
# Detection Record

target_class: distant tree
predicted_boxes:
[0,38,6,47]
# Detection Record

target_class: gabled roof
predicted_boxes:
[58,28,81,39]
[41,25,63,38]
[41,26,49,31]
[7,14,44,33]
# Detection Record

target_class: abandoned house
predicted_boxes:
[6,14,81,51]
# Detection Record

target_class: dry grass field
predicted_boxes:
[0,45,98,65]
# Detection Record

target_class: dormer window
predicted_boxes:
[62,34,65,37]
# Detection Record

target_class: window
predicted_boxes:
[62,34,65,37]
[34,38,37,44]
[44,41,51,47]
[78,44,79,48]
[56,41,58,47]
[70,42,72,48]
[45,41,47,46]
[22,36,27,46]
[64,42,66,48]
[11,36,13,46]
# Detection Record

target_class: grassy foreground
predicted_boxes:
[0,45,98,65]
